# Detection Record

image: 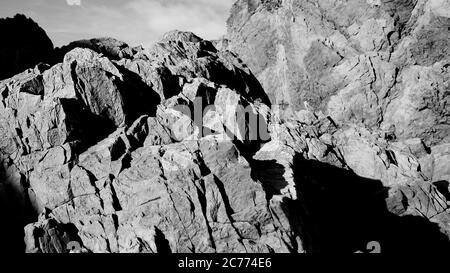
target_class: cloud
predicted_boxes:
[2,0,234,48]
[66,0,82,6]
[125,0,235,42]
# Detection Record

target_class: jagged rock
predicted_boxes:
[9,30,301,253]
[142,31,271,105]
[226,0,450,145]
[27,123,299,252]
[0,2,449,253]
[0,14,54,81]
[0,47,161,159]
[382,62,450,146]
[75,135,295,252]
[223,0,450,252]
[53,38,141,63]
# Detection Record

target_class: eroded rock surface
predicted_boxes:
[0,1,449,253]
[225,0,450,146]
[221,0,450,253]
[0,30,303,253]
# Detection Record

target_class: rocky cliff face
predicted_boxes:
[223,0,450,252]
[0,0,449,253]
[225,0,450,147]
[1,30,301,253]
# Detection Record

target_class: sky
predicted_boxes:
[0,0,235,48]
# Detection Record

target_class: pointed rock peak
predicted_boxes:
[161,30,203,44]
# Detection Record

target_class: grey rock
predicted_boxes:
[0,30,298,253]
[226,0,450,145]
[0,2,449,253]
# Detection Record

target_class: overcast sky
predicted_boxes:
[0,0,235,48]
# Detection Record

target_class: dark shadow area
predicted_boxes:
[225,102,271,160]
[158,68,184,100]
[0,164,38,253]
[0,206,31,253]
[293,154,450,253]
[59,98,117,153]
[60,64,162,154]
[62,222,83,242]
[248,156,317,253]
[61,222,85,253]
[207,52,272,107]
[154,227,172,253]
[250,160,288,200]
[0,14,54,81]
[115,66,162,121]
[433,181,450,201]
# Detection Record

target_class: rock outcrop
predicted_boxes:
[225,0,450,147]
[222,0,450,252]
[0,0,449,253]
[1,30,304,253]
[0,14,54,81]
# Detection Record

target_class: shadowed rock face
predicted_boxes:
[0,0,449,253]
[0,14,54,81]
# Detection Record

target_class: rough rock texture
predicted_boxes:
[0,14,54,81]
[52,38,143,63]
[0,0,449,253]
[222,0,450,252]
[225,0,450,146]
[0,30,302,253]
